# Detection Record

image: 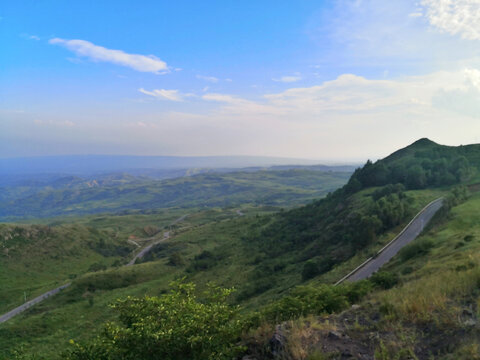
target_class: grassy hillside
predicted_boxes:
[0,223,135,314]
[0,169,351,221]
[0,187,446,358]
[2,139,480,359]
[253,188,480,359]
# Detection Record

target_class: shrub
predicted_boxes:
[302,260,320,280]
[87,262,107,272]
[64,281,244,360]
[187,250,219,272]
[399,238,434,262]
[167,252,185,266]
[370,271,399,289]
[250,281,372,326]
[464,234,475,242]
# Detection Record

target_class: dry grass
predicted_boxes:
[284,316,337,360]
[379,260,480,325]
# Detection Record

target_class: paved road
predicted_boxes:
[127,213,188,266]
[126,230,170,266]
[339,198,444,283]
[0,283,70,324]
[0,213,189,323]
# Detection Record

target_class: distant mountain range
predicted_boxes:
[0,155,346,176]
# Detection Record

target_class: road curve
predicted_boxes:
[127,213,188,266]
[0,213,189,323]
[0,283,70,324]
[336,198,444,284]
[126,230,170,266]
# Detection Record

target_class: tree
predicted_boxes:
[406,165,427,189]
[65,280,244,360]
[302,260,320,280]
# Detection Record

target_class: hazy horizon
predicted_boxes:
[2,1,480,160]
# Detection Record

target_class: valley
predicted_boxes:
[1,139,480,359]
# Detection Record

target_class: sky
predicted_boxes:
[2,0,480,161]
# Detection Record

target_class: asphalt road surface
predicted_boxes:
[343,198,444,282]
[126,230,170,266]
[0,283,70,323]
[127,213,188,266]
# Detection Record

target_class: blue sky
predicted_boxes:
[2,0,480,160]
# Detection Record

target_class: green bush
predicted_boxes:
[302,260,320,280]
[399,238,434,262]
[87,262,107,272]
[167,252,185,266]
[187,250,219,272]
[250,281,372,326]
[64,281,244,360]
[370,271,399,289]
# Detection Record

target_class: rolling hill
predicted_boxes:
[1,139,480,359]
[0,168,353,220]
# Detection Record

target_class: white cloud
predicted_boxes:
[272,75,302,83]
[49,38,169,74]
[422,0,480,40]
[196,75,219,83]
[408,12,423,17]
[202,93,240,103]
[189,70,480,158]
[139,88,187,101]
[311,0,480,71]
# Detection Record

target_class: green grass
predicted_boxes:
[0,223,136,314]
[0,187,452,358]
[3,138,480,358]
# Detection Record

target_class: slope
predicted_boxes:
[1,139,480,358]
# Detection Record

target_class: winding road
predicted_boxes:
[0,213,189,323]
[0,284,70,323]
[127,230,171,266]
[336,198,444,284]
[1,199,444,323]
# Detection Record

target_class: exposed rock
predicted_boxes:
[328,330,342,340]
[269,325,287,358]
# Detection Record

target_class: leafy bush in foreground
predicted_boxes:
[249,281,372,326]
[64,281,244,360]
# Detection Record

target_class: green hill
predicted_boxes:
[1,139,480,359]
[0,169,352,221]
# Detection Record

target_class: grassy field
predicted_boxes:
[0,187,450,359]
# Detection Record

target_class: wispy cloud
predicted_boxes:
[421,0,480,40]
[20,33,41,41]
[196,75,219,83]
[49,38,169,74]
[34,119,75,127]
[138,88,187,101]
[272,75,302,83]
[202,93,241,103]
